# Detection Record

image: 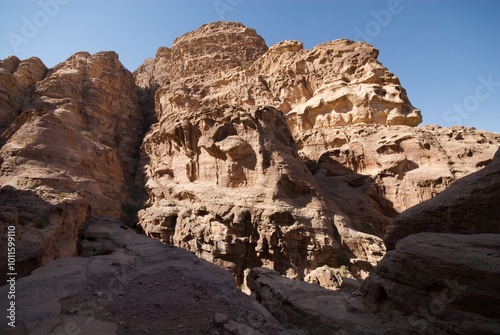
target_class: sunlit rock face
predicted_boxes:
[134,21,500,286]
[134,21,426,284]
[0,51,143,277]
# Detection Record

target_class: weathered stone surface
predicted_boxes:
[134,21,500,286]
[170,21,268,80]
[0,220,290,335]
[138,105,350,285]
[0,51,144,277]
[0,186,92,280]
[299,125,500,235]
[135,22,421,129]
[0,51,143,218]
[133,21,421,284]
[0,56,47,132]
[248,267,413,334]
[385,147,500,249]
[362,233,500,334]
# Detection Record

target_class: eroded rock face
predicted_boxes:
[137,22,421,129]
[138,106,349,284]
[384,147,500,249]
[0,56,47,132]
[1,51,143,218]
[135,22,499,285]
[247,267,413,334]
[299,125,500,235]
[0,220,290,335]
[362,149,500,334]
[0,52,143,277]
[169,21,268,80]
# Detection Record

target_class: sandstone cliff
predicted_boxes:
[135,21,500,285]
[1,20,499,335]
[0,56,47,133]
[0,51,144,278]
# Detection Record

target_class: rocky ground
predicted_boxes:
[0,220,294,335]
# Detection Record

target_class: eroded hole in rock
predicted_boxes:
[377,143,404,155]
[270,211,295,226]
[214,123,238,142]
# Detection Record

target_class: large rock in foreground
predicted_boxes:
[362,233,500,334]
[362,149,500,334]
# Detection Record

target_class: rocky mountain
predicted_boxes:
[1,21,499,334]
[133,21,500,284]
[0,51,144,278]
[362,148,500,334]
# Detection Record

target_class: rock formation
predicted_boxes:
[0,51,144,278]
[135,21,500,285]
[384,147,500,248]
[0,220,292,335]
[363,233,500,334]
[0,56,47,133]
[248,267,413,334]
[1,20,500,335]
[302,124,500,236]
[361,148,500,333]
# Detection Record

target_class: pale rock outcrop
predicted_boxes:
[169,21,268,80]
[0,220,291,335]
[139,22,421,128]
[0,56,47,132]
[384,147,500,248]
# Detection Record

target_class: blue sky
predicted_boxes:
[1,0,499,133]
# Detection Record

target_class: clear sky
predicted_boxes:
[1,0,499,133]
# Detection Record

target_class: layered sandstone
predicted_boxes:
[248,267,414,334]
[138,22,427,284]
[0,20,499,335]
[135,21,499,285]
[139,106,349,284]
[0,220,290,335]
[384,147,500,248]
[140,22,421,127]
[0,56,47,132]
[362,149,500,333]
[0,51,143,277]
[300,124,500,235]
[363,233,500,334]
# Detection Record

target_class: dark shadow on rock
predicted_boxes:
[312,154,397,237]
[0,185,91,282]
